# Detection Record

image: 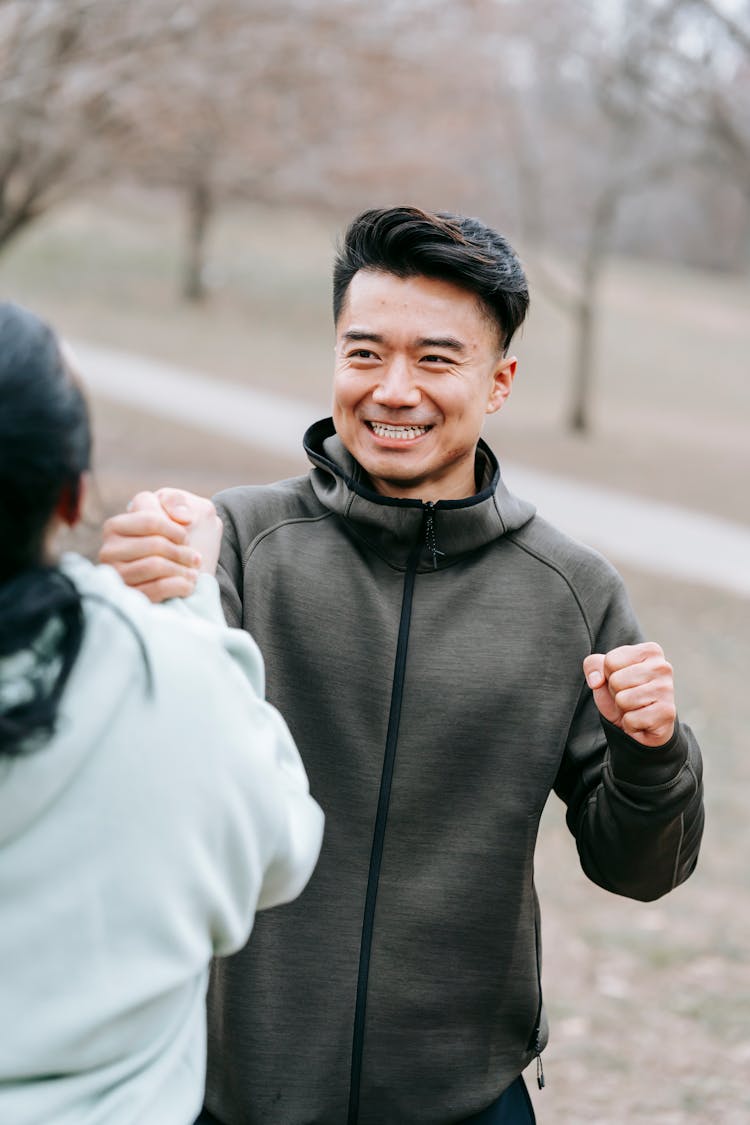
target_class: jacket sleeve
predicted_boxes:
[159,574,324,952]
[213,494,245,628]
[553,577,704,903]
[205,661,326,952]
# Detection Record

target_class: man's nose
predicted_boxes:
[371,358,421,407]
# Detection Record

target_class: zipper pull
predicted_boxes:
[423,502,445,570]
[535,1035,545,1090]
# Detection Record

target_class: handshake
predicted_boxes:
[100,488,220,603]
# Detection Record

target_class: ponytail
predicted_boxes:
[0,302,91,756]
[0,570,84,756]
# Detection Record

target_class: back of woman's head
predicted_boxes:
[0,302,92,756]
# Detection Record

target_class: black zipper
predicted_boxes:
[527,904,545,1089]
[346,513,429,1125]
[423,501,445,570]
[346,501,544,1112]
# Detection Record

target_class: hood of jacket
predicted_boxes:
[303,417,536,570]
[0,555,152,846]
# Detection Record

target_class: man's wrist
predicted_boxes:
[602,716,687,787]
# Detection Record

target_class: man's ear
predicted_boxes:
[486,355,517,415]
[55,474,88,527]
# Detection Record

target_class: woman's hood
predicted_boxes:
[0,557,153,847]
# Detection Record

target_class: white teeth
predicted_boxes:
[370,423,429,440]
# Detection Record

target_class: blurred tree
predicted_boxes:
[2,0,746,429]
[117,0,315,301]
[121,0,513,301]
[0,0,189,255]
[559,0,706,433]
[498,0,717,432]
[667,0,750,269]
[695,0,750,52]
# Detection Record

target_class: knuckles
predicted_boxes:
[139,557,189,582]
[621,713,640,735]
[604,655,673,689]
[603,641,665,675]
[98,536,127,566]
[138,574,196,604]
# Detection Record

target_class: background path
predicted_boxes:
[73,340,750,599]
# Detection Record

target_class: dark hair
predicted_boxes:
[332,206,530,352]
[0,302,92,757]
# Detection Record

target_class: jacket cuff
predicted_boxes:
[180,573,225,624]
[602,716,689,787]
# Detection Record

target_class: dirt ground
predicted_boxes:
[8,194,750,1123]
[526,566,750,1124]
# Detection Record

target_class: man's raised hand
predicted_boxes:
[583,642,677,748]
[100,489,222,603]
[155,488,223,577]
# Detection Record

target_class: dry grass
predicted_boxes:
[3,190,749,1123]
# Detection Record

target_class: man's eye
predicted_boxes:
[422,355,451,365]
[349,349,377,360]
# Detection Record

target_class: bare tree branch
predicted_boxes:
[693,0,750,54]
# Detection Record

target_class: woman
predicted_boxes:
[0,302,324,1124]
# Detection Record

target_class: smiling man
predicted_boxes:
[100,207,704,1125]
[332,268,516,502]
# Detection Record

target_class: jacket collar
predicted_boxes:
[303,418,535,571]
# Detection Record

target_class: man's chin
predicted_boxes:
[358,461,431,500]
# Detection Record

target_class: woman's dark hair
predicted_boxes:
[332,206,530,353]
[0,302,92,757]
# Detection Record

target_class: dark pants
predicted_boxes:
[195,1076,536,1124]
[463,1075,536,1124]
[194,1109,221,1124]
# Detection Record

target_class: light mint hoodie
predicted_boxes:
[0,555,324,1125]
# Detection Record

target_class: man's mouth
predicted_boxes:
[366,421,432,441]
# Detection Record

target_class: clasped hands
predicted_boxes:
[100,488,221,602]
[100,489,677,749]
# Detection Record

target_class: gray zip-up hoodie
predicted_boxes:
[205,419,704,1125]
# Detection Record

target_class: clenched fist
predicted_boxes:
[583,642,676,748]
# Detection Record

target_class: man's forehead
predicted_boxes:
[338,271,496,340]
[337,269,504,349]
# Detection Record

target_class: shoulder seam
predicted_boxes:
[505,531,595,647]
[243,511,334,568]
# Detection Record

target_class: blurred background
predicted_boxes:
[1,1,748,1121]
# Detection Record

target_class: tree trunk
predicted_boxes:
[742,188,750,276]
[0,203,36,257]
[568,281,596,433]
[567,188,618,434]
[182,176,212,302]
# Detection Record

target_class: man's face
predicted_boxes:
[332,270,516,501]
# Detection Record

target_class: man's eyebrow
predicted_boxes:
[417,336,466,353]
[341,329,385,343]
[341,330,466,352]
